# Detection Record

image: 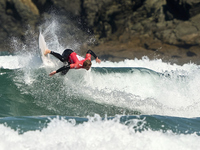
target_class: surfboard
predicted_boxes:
[39,32,54,66]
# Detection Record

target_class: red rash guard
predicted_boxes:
[54,49,97,74]
[69,52,91,69]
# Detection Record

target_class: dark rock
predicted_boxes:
[0,0,200,64]
[187,51,197,57]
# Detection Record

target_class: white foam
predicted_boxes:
[0,116,199,150]
[78,62,200,117]
[92,56,199,73]
[0,55,22,69]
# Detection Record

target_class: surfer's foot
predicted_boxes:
[44,49,51,55]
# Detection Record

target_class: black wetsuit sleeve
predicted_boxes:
[86,50,98,59]
[56,65,70,73]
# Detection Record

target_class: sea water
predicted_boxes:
[0,22,200,149]
[1,52,200,149]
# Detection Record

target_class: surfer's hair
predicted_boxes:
[83,59,92,67]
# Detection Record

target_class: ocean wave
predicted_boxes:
[0,115,199,150]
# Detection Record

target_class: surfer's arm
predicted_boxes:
[86,50,101,63]
[86,50,97,59]
[49,65,70,76]
[49,71,57,76]
[56,65,70,73]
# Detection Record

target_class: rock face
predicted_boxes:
[0,0,39,42]
[1,0,200,64]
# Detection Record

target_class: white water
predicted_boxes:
[0,115,199,150]
[87,61,200,117]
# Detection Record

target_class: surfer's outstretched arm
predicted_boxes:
[86,50,97,58]
[49,71,57,76]
[49,65,70,76]
[86,50,101,63]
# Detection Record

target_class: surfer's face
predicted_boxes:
[83,60,92,70]
[84,65,91,70]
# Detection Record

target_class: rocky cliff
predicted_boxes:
[1,0,200,64]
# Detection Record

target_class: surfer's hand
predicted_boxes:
[95,57,101,64]
[49,71,56,77]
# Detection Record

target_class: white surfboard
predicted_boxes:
[39,32,54,66]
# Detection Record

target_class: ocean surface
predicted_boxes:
[0,28,200,149]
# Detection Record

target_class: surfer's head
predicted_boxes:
[83,59,92,70]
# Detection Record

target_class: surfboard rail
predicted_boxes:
[39,32,54,66]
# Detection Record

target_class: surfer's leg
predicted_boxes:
[44,49,65,62]
[50,51,65,62]
[62,49,73,62]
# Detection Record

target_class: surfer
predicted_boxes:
[44,49,101,76]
